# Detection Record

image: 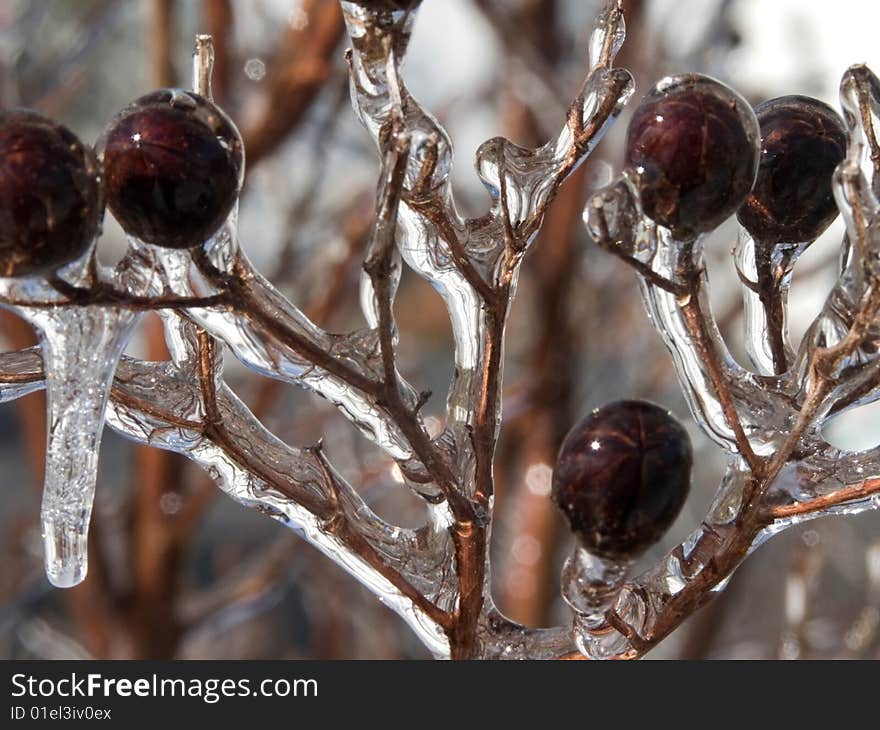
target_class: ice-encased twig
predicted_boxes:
[839,65,880,201]
[767,444,880,523]
[585,187,774,459]
[0,349,454,653]
[733,230,804,376]
[343,0,633,446]
[794,67,880,414]
[343,0,488,444]
[122,234,420,461]
[0,347,45,402]
[112,362,453,653]
[638,238,763,458]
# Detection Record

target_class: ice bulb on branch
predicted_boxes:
[738,96,847,247]
[96,66,246,373]
[585,74,761,267]
[624,74,760,241]
[97,82,243,356]
[734,96,847,375]
[553,400,693,560]
[0,110,138,588]
[98,89,244,250]
[95,86,244,314]
[0,111,102,276]
[553,400,693,659]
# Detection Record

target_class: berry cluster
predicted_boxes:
[554,74,848,562]
[0,88,243,277]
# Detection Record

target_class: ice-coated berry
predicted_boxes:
[98,90,243,249]
[0,110,102,277]
[625,74,760,240]
[737,96,847,245]
[552,400,692,560]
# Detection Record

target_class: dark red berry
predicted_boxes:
[737,96,847,245]
[0,110,102,277]
[552,400,692,560]
[98,90,243,249]
[625,74,760,240]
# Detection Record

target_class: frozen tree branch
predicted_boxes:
[557,62,880,659]
[5,0,880,661]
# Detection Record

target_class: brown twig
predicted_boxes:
[754,252,790,375]
[189,331,450,629]
[770,478,880,519]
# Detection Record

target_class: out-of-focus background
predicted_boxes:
[2,0,880,659]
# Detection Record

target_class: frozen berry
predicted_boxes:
[625,74,760,240]
[737,96,846,245]
[0,110,102,278]
[552,400,692,560]
[98,90,243,249]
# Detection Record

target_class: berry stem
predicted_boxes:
[193,34,215,100]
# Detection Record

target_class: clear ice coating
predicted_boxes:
[102,356,455,656]
[2,1,880,660]
[733,231,802,377]
[562,549,631,659]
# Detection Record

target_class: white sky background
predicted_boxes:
[729,0,880,104]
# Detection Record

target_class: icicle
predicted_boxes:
[0,258,138,587]
[22,305,137,586]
